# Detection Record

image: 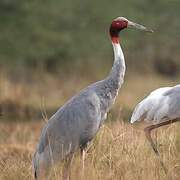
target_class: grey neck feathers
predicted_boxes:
[107,42,126,90]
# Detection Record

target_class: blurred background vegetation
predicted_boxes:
[0,0,180,121]
[1,0,180,74]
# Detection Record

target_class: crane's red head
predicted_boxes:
[110,17,153,44]
[110,17,128,36]
[110,17,128,43]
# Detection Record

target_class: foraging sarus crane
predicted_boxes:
[32,17,152,180]
[131,85,180,173]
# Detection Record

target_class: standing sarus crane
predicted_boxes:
[131,85,180,173]
[32,17,152,180]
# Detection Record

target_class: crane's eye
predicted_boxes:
[116,20,127,28]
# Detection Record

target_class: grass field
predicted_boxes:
[0,73,180,180]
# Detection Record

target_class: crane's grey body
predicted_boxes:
[131,85,180,124]
[32,16,151,179]
[32,42,125,178]
[131,85,180,174]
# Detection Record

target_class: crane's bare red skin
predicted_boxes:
[109,20,128,44]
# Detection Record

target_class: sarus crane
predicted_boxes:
[32,17,152,180]
[131,85,180,174]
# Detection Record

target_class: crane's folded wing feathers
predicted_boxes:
[130,87,171,123]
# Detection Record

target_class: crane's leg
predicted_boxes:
[144,119,179,174]
[80,147,86,180]
[81,149,86,171]
[80,141,90,172]
[80,141,92,178]
[62,153,74,180]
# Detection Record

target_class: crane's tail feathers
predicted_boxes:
[32,152,38,180]
[130,104,141,123]
[130,115,140,123]
[130,101,147,123]
[34,171,37,180]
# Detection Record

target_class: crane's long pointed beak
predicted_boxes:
[128,21,153,33]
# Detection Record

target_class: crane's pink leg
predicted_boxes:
[144,119,179,174]
[82,149,86,171]
[80,148,86,179]
[62,154,74,180]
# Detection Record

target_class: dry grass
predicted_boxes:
[0,72,180,179]
[0,121,179,180]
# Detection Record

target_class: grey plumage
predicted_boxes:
[32,16,150,179]
[130,84,180,174]
[131,85,180,124]
[32,42,125,179]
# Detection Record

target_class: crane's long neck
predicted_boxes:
[108,37,126,90]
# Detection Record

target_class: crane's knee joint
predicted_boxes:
[144,127,150,133]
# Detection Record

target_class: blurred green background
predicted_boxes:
[0,0,180,76]
[0,0,180,121]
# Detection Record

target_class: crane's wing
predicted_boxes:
[37,89,101,156]
[130,87,171,123]
[163,84,180,96]
[162,84,180,119]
